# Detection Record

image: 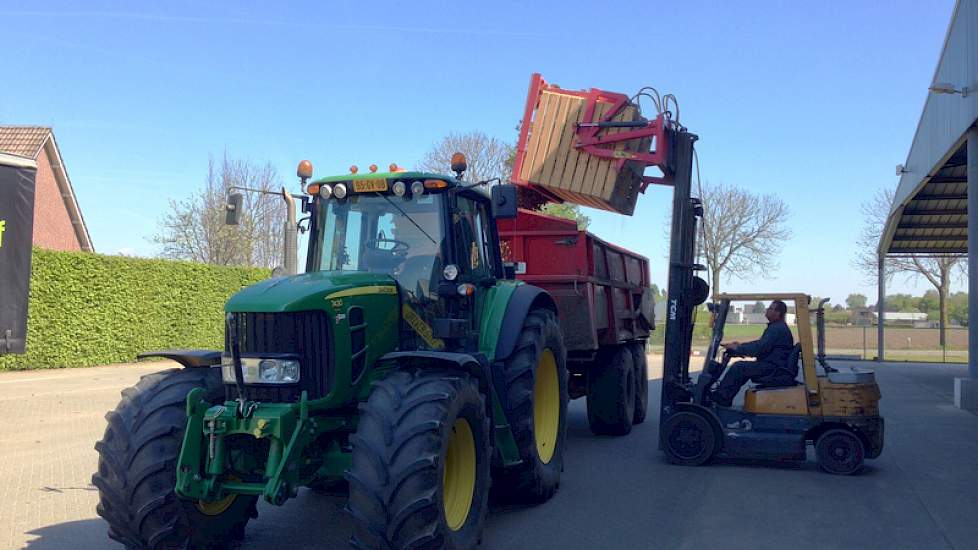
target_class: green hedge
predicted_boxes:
[0,248,270,371]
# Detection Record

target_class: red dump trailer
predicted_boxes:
[497,208,655,428]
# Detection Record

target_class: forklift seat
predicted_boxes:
[753,343,802,390]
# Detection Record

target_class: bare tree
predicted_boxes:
[854,186,965,346]
[418,131,511,184]
[153,153,287,268]
[696,181,791,297]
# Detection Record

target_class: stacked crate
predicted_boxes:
[515,84,652,216]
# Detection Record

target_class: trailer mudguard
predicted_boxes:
[492,284,557,363]
[137,349,222,368]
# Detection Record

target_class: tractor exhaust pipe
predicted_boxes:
[281,187,298,276]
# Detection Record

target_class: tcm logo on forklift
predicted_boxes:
[669,298,678,320]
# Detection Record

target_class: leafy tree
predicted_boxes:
[751,300,766,313]
[153,153,286,268]
[539,202,590,230]
[845,293,867,310]
[696,181,791,298]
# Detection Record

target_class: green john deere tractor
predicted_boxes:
[93,157,570,549]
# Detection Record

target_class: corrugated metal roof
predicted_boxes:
[0,126,51,159]
[888,143,968,254]
[880,0,973,256]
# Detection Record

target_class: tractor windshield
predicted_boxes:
[315,193,445,299]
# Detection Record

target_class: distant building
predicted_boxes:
[0,126,93,252]
[869,311,929,327]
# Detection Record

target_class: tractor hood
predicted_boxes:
[225,271,397,313]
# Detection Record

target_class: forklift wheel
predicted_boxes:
[662,411,716,466]
[815,429,865,475]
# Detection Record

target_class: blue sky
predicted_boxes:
[0,1,961,304]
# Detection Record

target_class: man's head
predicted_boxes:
[766,300,787,322]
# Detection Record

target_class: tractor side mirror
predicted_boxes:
[491,184,518,219]
[226,192,243,225]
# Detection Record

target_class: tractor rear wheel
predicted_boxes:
[347,370,491,550]
[93,367,257,549]
[494,308,569,504]
[628,342,649,425]
[587,345,636,435]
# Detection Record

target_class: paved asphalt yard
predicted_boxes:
[3,357,978,549]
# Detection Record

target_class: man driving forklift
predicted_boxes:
[713,300,794,407]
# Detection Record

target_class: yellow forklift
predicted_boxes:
[659,293,884,475]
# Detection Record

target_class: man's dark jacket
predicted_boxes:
[732,319,794,369]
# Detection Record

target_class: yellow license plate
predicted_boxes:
[352,179,388,193]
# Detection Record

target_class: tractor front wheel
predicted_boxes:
[92,367,257,549]
[347,370,491,550]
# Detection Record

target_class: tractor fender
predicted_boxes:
[137,349,223,368]
[379,351,492,396]
[493,284,557,363]
[672,402,724,450]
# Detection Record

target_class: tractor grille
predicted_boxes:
[225,311,331,401]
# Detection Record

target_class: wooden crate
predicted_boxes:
[517,89,651,216]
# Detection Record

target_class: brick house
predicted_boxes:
[0,126,93,251]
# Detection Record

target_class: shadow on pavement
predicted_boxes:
[21,519,115,550]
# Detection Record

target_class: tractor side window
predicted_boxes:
[475,202,495,276]
[454,198,490,279]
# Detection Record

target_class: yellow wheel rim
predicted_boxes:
[195,492,236,516]
[443,418,477,531]
[534,348,560,464]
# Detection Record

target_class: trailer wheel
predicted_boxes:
[495,308,569,504]
[92,367,258,549]
[628,342,649,425]
[347,370,491,550]
[587,345,636,435]
[815,429,865,475]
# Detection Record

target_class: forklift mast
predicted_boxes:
[658,129,706,423]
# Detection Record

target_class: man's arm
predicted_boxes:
[730,326,775,358]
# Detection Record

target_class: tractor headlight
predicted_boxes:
[333,183,348,199]
[319,184,333,199]
[410,180,425,196]
[392,180,407,197]
[221,356,300,385]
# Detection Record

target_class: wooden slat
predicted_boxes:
[549,95,585,190]
[581,101,610,194]
[539,93,573,187]
[523,91,554,183]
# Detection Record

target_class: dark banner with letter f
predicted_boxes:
[0,155,37,355]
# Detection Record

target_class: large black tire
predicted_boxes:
[661,411,716,466]
[628,342,649,425]
[347,370,491,550]
[587,345,636,435]
[495,308,569,504]
[93,367,258,550]
[815,429,865,475]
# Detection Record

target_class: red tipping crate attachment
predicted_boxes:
[512,73,676,216]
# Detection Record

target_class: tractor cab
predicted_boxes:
[301,161,518,353]
[661,292,885,475]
